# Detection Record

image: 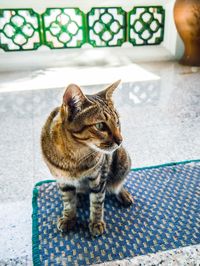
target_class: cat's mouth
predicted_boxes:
[87,143,120,154]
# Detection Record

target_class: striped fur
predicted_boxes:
[41,81,133,236]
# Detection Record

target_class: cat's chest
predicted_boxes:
[44,153,104,183]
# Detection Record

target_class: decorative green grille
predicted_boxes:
[0,6,165,51]
[128,6,165,45]
[87,8,126,47]
[42,8,85,49]
[0,9,41,51]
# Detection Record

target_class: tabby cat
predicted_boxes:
[41,80,133,237]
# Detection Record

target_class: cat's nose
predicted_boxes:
[114,137,122,146]
[113,129,123,146]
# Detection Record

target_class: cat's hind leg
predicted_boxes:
[116,187,133,207]
[107,147,133,207]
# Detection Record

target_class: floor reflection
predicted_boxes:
[118,81,160,107]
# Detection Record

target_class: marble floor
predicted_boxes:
[0,61,199,265]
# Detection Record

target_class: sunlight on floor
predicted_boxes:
[0,64,160,93]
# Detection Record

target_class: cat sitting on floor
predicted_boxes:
[41,80,133,236]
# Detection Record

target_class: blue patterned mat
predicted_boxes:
[32,161,200,266]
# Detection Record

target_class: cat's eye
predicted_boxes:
[95,122,106,131]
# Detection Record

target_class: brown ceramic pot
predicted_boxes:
[174,0,200,66]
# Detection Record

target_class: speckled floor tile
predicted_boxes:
[0,90,34,263]
[0,91,34,203]
[0,61,199,265]
[93,244,200,266]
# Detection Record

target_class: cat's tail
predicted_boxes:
[41,107,60,141]
[44,107,60,130]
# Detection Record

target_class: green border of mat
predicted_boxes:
[32,159,200,266]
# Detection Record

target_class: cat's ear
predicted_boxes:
[63,84,85,108]
[98,80,121,100]
[62,84,91,121]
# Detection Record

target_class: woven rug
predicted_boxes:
[32,160,200,266]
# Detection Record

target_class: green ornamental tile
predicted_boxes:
[128,6,165,45]
[0,6,166,51]
[0,9,41,51]
[42,8,85,49]
[87,7,126,47]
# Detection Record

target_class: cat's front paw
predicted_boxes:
[57,216,76,233]
[89,221,106,237]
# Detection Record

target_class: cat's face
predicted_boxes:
[61,81,122,154]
